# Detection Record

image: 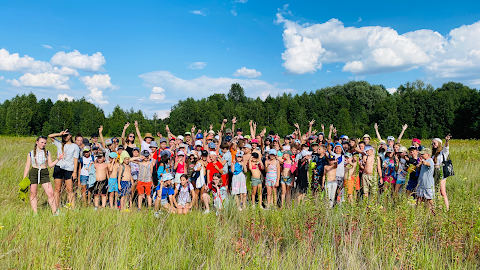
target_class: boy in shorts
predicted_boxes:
[79,146,95,206]
[107,153,120,209]
[154,173,175,216]
[362,145,375,198]
[91,152,109,209]
[118,151,141,211]
[323,154,337,208]
[417,147,435,214]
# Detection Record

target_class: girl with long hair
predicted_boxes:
[49,129,79,209]
[432,135,451,211]
[122,122,137,157]
[23,136,64,214]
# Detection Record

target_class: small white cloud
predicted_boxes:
[153,109,171,119]
[187,62,207,70]
[149,86,166,101]
[235,0,248,3]
[326,70,331,73]
[57,94,74,101]
[190,10,206,16]
[50,50,106,72]
[233,67,262,78]
[0,76,4,80]
[80,74,115,105]
[52,66,79,76]
[357,17,362,23]
[9,72,70,89]
[42,44,53,49]
[61,46,70,49]
[231,9,237,16]
[387,87,397,94]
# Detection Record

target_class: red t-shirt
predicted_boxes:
[206,161,223,183]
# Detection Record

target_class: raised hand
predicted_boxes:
[134,121,138,127]
[321,124,325,130]
[333,127,337,134]
[60,129,69,136]
[209,124,213,130]
[249,120,253,126]
[312,129,317,135]
[374,123,378,130]
[99,125,103,133]
[157,132,162,138]
[124,123,130,129]
[191,125,196,133]
[294,123,300,129]
[402,124,408,130]
[165,125,170,132]
[329,124,333,130]
[253,122,257,129]
[309,119,315,126]
[232,117,237,124]
[445,134,452,141]
[223,119,228,124]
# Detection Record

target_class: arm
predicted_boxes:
[99,125,106,148]
[322,167,326,188]
[249,120,254,138]
[173,187,179,208]
[73,157,78,180]
[220,119,227,134]
[276,161,280,187]
[308,119,315,136]
[397,124,408,143]
[48,130,67,143]
[377,157,383,184]
[23,154,31,179]
[134,121,144,143]
[444,134,451,149]
[231,117,237,134]
[374,123,382,141]
[121,123,129,146]
[47,151,63,168]
[328,124,333,141]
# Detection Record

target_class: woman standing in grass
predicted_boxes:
[23,136,64,214]
[49,129,79,209]
[432,135,451,211]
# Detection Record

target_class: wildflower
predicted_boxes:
[0,226,4,229]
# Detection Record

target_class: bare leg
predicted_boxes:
[101,194,107,208]
[440,179,449,211]
[54,178,63,208]
[266,186,272,208]
[201,193,210,211]
[146,195,152,208]
[154,191,161,211]
[281,183,286,208]
[138,194,144,210]
[241,193,247,209]
[81,185,87,206]
[257,184,263,207]
[30,184,38,213]
[251,186,258,207]
[109,192,115,209]
[42,183,57,214]
[65,179,75,209]
[94,195,100,208]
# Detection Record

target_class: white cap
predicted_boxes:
[177,135,184,141]
[301,150,312,157]
[433,138,442,145]
[215,135,220,140]
[195,140,202,146]
[209,151,217,156]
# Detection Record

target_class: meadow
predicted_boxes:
[0,137,479,269]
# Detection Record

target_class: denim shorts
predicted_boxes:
[417,187,434,200]
[80,175,89,186]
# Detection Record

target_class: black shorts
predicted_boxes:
[53,166,73,180]
[29,168,50,185]
[93,180,108,196]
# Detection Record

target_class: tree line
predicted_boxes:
[0,80,479,139]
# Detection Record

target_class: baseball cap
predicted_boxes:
[184,132,192,136]
[294,139,301,144]
[169,136,176,141]
[196,134,203,139]
[433,138,443,145]
[105,139,113,146]
[83,146,91,152]
[379,140,386,145]
[398,146,408,153]
[108,152,118,159]
[177,135,184,141]
[195,140,203,147]
[283,150,293,156]
[117,145,125,150]
[179,143,187,148]
[141,150,150,157]
[386,146,394,153]
[236,151,244,157]
[364,145,374,152]
[149,141,158,148]
[311,142,319,146]
[177,150,185,156]
[133,147,140,152]
[244,143,252,149]
[209,151,216,156]
[327,154,336,160]
[159,138,167,143]
[225,135,232,142]
[215,135,220,141]
[208,142,216,149]
[334,143,343,151]
[362,134,371,139]
[236,128,243,132]
[251,139,259,144]
[83,138,90,146]
[387,136,395,141]
[162,173,174,181]
[343,135,349,141]
[244,135,251,140]
[344,152,353,158]
[419,147,432,155]
[208,130,215,134]
[317,132,325,136]
[225,128,232,134]
[301,150,312,157]
[269,149,277,155]
[160,150,171,158]
[201,150,208,157]
[408,145,417,151]
[92,146,99,150]
[96,152,105,158]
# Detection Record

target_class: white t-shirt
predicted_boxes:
[81,156,95,176]
[334,153,345,178]
[141,140,151,153]
[53,139,79,171]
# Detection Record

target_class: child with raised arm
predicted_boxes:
[323,154,337,208]
[174,174,194,214]
[362,145,375,198]
[107,154,120,209]
[91,152,109,209]
[249,152,264,209]
[231,152,247,210]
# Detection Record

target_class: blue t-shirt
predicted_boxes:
[161,186,175,200]
[233,163,243,175]
[418,158,434,189]
[312,154,327,176]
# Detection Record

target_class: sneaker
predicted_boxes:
[204,209,210,214]
[53,209,59,216]
[154,212,159,218]
[238,207,243,211]
[94,207,98,211]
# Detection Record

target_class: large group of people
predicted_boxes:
[23,118,452,216]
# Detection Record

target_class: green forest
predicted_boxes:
[1,80,479,139]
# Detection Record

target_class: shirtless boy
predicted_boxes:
[91,152,109,209]
[362,145,375,197]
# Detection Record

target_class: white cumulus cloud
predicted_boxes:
[387,87,397,94]
[0,76,4,80]
[42,44,53,49]
[0,48,52,73]
[57,94,74,101]
[8,72,70,89]
[233,67,262,78]
[187,62,207,70]
[153,109,171,120]
[79,74,115,105]
[275,6,480,84]
[50,50,106,72]
[149,86,166,101]
[52,66,79,76]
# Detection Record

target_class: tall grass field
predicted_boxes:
[0,137,479,269]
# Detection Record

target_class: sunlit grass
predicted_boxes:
[0,137,479,269]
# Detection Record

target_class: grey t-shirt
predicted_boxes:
[53,139,79,171]
[222,151,232,174]
[418,158,434,189]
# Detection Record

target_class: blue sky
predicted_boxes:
[1,0,480,118]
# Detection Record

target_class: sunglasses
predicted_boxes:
[129,135,135,138]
